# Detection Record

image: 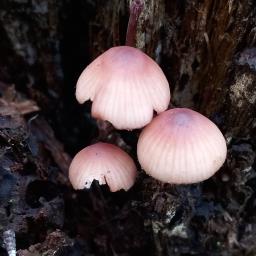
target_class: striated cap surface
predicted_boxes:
[76,46,170,130]
[137,108,227,184]
[69,142,137,192]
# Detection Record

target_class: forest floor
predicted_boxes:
[0,79,255,256]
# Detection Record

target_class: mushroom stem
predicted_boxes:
[95,120,130,152]
[96,120,115,140]
[125,0,144,47]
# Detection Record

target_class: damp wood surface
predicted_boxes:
[0,0,256,255]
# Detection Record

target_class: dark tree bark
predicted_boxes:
[0,0,256,255]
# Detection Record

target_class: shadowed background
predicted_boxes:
[0,0,256,255]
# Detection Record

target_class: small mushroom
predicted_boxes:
[76,46,170,130]
[137,108,227,184]
[69,142,137,192]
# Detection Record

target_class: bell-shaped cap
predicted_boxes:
[76,46,170,130]
[69,142,137,192]
[137,108,227,184]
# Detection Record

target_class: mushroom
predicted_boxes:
[69,142,137,192]
[137,108,227,184]
[75,46,170,130]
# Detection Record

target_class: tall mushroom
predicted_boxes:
[75,0,170,130]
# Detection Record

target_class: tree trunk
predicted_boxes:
[0,0,255,255]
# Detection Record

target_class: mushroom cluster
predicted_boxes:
[68,0,227,192]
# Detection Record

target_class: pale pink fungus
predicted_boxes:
[69,142,137,192]
[76,46,170,130]
[137,108,227,184]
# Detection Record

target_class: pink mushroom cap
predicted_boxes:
[76,46,170,130]
[69,142,137,192]
[137,108,227,184]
